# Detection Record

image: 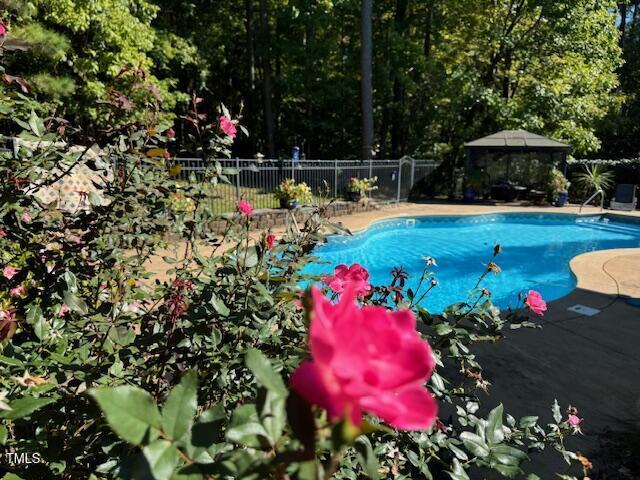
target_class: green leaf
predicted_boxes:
[257,388,286,446]
[28,110,44,137]
[63,290,88,315]
[209,294,230,316]
[142,439,180,480]
[225,404,269,448]
[490,444,528,466]
[552,399,562,423]
[486,404,504,445]
[519,416,538,428]
[355,436,380,480]
[162,370,198,442]
[492,463,521,478]
[460,431,490,458]
[90,386,162,445]
[448,459,470,480]
[245,349,286,396]
[0,396,57,420]
[0,424,8,444]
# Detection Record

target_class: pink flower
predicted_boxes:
[3,266,18,280]
[567,414,582,428]
[525,290,547,316]
[58,304,70,317]
[266,234,276,249]
[290,286,437,430]
[165,127,175,138]
[21,211,32,223]
[237,199,254,216]
[218,115,237,138]
[10,285,26,298]
[0,228,7,237]
[322,264,372,298]
[0,23,6,37]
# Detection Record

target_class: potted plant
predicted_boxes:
[547,168,571,207]
[346,176,378,202]
[274,178,312,209]
[463,172,484,203]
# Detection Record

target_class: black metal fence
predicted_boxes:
[172,157,440,213]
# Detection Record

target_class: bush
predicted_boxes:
[0,109,590,479]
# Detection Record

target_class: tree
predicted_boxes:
[360,0,374,160]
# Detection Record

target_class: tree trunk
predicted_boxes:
[259,0,276,158]
[360,0,374,160]
[391,0,409,158]
[245,0,256,154]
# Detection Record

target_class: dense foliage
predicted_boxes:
[0,107,591,479]
[1,0,632,161]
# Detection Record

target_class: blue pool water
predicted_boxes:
[305,213,640,312]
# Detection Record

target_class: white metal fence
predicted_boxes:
[171,157,440,213]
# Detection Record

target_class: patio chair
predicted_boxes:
[609,184,638,211]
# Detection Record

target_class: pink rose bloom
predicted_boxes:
[0,23,6,37]
[322,264,372,297]
[525,290,547,316]
[290,286,438,430]
[58,304,70,317]
[3,266,18,280]
[21,211,32,223]
[218,115,237,138]
[10,285,26,298]
[266,234,276,249]
[0,228,7,237]
[165,127,175,138]
[567,414,582,428]
[237,199,254,216]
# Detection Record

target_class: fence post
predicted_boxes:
[333,160,338,199]
[235,158,241,201]
[396,159,402,203]
[410,158,415,189]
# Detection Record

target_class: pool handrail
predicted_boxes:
[579,189,604,214]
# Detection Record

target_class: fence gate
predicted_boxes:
[398,156,415,201]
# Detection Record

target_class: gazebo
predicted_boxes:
[463,129,570,201]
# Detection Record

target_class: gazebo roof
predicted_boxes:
[464,129,570,150]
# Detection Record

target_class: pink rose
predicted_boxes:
[266,234,276,249]
[567,414,582,428]
[237,199,254,216]
[0,228,7,237]
[58,304,70,317]
[165,127,175,138]
[21,211,32,223]
[10,285,26,298]
[525,290,547,316]
[3,266,18,280]
[290,286,437,430]
[218,115,237,138]
[322,264,372,298]
[0,23,6,37]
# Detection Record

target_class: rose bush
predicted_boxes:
[0,69,589,480]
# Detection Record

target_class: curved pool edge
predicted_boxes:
[327,205,640,239]
[569,248,640,298]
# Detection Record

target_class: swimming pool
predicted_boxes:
[305,213,640,312]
